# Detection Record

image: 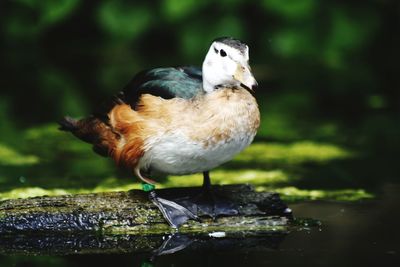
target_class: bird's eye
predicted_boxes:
[220,49,227,57]
[214,47,219,54]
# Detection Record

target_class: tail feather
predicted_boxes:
[59,100,144,165]
[59,116,78,132]
[58,115,120,157]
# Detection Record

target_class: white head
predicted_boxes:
[202,37,257,93]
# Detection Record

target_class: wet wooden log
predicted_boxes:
[0,184,292,235]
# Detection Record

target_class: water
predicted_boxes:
[0,184,398,267]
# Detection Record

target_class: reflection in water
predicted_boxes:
[0,231,287,257]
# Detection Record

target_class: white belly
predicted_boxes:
[140,131,256,175]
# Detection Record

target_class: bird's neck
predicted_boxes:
[202,64,239,93]
[202,79,216,93]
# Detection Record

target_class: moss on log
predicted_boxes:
[0,184,292,235]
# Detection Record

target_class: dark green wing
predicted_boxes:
[121,66,203,108]
[95,66,203,122]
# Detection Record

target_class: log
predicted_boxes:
[0,184,292,255]
[0,184,291,234]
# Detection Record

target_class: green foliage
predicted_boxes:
[97,2,152,40]
[273,187,374,202]
[323,9,378,68]
[39,70,88,117]
[180,15,244,59]
[0,100,19,146]
[166,169,290,187]
[262,0,316,19]
[161,0,204,21]
[271,28,315,58]
[6,0,79,37]
[0,143,39,166]
[28,0,79,25]
[235,142,351,165]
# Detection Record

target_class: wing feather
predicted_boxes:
[95,66,203,122]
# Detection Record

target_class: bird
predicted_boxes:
[59,37,260,228]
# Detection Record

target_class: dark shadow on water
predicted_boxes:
[0,231,287,259]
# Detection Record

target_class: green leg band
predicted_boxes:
[141,182,155,192]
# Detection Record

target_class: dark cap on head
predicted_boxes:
[213,37,248,54]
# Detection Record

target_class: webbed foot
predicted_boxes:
[175,188,239,219]
[149,191,200,228]
[136,168,200,228]
[139,170,238,228]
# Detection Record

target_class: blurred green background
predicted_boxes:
[0,0,399,202]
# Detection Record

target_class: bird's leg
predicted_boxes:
[202,171,211,192]
[135,166,199,228]
[134,166,157,185]
[205,171,238,218]
[198,171,219,219]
